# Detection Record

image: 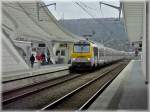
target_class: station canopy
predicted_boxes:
[122,1,144,42]
[2,1,84,42]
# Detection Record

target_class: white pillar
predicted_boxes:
[142,1,149,84]
[47,41,57,64]
[142,2,146,82]
[147,1,150,84]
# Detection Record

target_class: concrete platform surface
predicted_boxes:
[89,60,148,110]
[2,64,70,82]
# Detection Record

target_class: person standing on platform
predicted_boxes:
[42,53,45,65]
[36,53,41,68]
[30,54,35,68]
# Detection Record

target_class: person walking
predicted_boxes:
[47,55,50,64]
[30,54,35,68]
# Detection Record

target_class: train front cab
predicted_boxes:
[70,42,95,69]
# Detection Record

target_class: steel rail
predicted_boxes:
[2,73,83,105]
[3,61,121,105]
[78,63,127,110]
[41,63,122,110]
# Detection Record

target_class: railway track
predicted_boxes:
[41,62,128,110]
[2,73,85,105]
[3,62,119,105]
[2,60,129,110]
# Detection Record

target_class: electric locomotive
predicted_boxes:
[70,40,127,69]
[71,40,99,69]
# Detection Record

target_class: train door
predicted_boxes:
[93,47,98,66]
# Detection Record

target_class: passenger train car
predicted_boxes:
[70,40,127,69]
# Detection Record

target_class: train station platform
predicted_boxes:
[89,60,148,110]
[2,64,70,82]
[2,64,70,92]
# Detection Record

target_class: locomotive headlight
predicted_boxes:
[87,58,90,61]
[72,58,76,61]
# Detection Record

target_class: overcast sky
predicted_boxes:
[42,0,121,20]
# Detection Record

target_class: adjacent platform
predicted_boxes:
[2,64,70,92]
[2,64,70,82]
[89,60,148,110]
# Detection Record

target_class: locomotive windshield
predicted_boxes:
[73,44,90,53]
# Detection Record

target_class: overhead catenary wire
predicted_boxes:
[78,1,105,19]
[73,2,96,37]
[79,2,98,11]
[75,2,97,20]
[75,2,113,40]
[75,2,123,44]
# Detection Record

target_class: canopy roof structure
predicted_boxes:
[122,1,144,42]
[2,1,83,42]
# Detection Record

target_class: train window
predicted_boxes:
[99,49,104,56]
[94,47,98,56]
[74,44,90,53]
